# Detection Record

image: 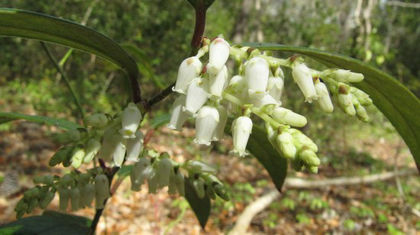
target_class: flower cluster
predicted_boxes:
[130,152,229,200]
[169,37,372,170]
[50,102,144,169]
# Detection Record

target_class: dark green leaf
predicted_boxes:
[0,112,81,130]
[247,125,288,192]
[243,43,420,171]
[0,210,90,235]
[184,177,211,229]
[0,8,138,88]
[117,165,133,179]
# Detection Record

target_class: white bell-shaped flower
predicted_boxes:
[194,106,220,145]
[271,107,307,127]
[184,77,209,114]
[232,116,253,156]
[276,132,296,159]
[248,91,280,108]
[83,139,101,163]
[168,95,189,130]
[97,127,120,162]
[292,63,318,103]
[173,56,203,94]
[126,130,144,162]
[228,75,248,100]
[120,102,142,139]
[207,38,230,75]
[314,80,333,113]
[329,69,364,83]
[267,76,284,102]
[95,174,110,209]
[156,157,172,188]
[212,105,228,141]
[245,57,269,93]
[112,138,126,167]
[208,65,228,97]
[130,157,150,191]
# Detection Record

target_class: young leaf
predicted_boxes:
[0,8,140,100]
[184,177,211,229]
[243,43,420,171]
[0,210,90,235]
[0,112,81,130]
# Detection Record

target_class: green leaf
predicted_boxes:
[243,43,420,171]
[184,177,211,229]
[0,8,138,89]
[116,165,133,179]
[247,125,288,192]
[0,112,81,130]
[150,113,171,129]
[0,210,90,235]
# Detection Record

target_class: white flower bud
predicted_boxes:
[329,69,364,83]
[85,113,108,128]
[208,65,228,97]
[126,130,144,162]
[120,102,142,139]
[314,80,333,113]
[83,139,101,163]
[173,56,203,94]
[267,76,284,102]
[168,95,190,130]
[207,38,230,75]
[95,174,110,209]
[112,140,126,167]
[292,63,318,103]
[276,132,297,159]
[245,57,270,93]
[194,106,220,145]
[337,84,356,116]
[71,148,85,169]
[271,107,307,127]
[212,106,228,141]
[193,178,206,199]
[184,77,209,114]
[248,91,280,108]
[232,116,253,156]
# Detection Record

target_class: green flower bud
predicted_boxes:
[61,174,74,187]
[337,84,356,116]
[193,178,206,199]
[66,129,81,142]
[156,157,172,188]
[70,188,81,211]
[80,183,95,207]
[289,129,318,152]
[186,160,216,174]
[71,147,86,169]
[353,100,370,122]
[27,198,38,213]
[58,187,70,211]
[276,132,297,159]
[309,166,319,174]
[351,87,372,106]
[49,146,73,167]
[213,183,230,201]
[206,184,216,200]
[85,113,108,128]
[328,69,364,83]
[95,174,110,209]
[148,173,159,194]
[298,149,320,167]
[83,139,101,163]
[39,190,55,209]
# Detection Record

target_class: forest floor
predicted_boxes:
[0,121,419,234]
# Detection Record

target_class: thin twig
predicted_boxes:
[146,0,207,110]
[41,42,86,122]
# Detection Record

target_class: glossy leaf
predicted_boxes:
[243,43,420,171]
[0,112,81,130]
[0,210,90,235]
[184,177,211,229]
[0,8,139,93]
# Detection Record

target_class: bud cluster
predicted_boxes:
[129,151,229,200]
[15,169,111,218]
[169,36,373,170]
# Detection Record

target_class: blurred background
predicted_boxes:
[0,0,419,234]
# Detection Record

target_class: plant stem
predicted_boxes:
[41,42,86,123]
[146,0,208,110]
